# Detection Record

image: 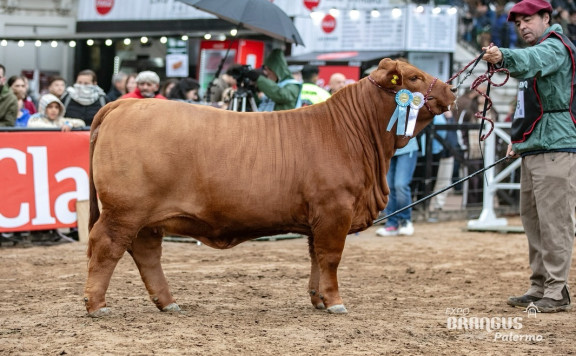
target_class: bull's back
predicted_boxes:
[92,100,334,224]
[94,100,301,183]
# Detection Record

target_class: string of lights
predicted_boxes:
[0,28,243,48]
[308,4,458,21]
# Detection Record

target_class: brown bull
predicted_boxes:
[84,58,455,317]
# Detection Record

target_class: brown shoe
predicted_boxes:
[507,294,541,308]
[534,286,572,313]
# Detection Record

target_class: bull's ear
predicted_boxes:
[373,59,402,89]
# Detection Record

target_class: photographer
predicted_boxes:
[246,49,302,111]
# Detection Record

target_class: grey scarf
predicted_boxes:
[66,84,105,105]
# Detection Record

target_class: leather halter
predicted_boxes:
[367,75,441,115]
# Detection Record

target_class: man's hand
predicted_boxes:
[506,143,519,158]
[482,45,503,65]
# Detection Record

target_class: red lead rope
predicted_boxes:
[447,45,511,140]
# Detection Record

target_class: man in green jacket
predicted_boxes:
[247,49,302,111]
[0,64,18,127]
[483,0,576,312]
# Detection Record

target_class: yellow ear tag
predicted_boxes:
[391,75,399,85]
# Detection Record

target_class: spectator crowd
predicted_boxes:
[460,0,576,50]
[0,48,352,130]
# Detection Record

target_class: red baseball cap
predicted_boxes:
[507,0,553,21]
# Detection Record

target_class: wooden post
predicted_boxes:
[76,200,90,243]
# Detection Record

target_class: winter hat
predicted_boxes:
[507,0,553,21]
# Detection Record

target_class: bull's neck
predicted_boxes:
[324,79,398,213]
[326,79,397,157]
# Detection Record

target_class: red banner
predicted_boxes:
[0,131,90,232]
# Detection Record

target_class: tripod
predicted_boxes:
[227,87,258,112]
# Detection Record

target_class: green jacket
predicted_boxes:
[256,49,301,111]
[500,24,576,155]
[0,84,18,127]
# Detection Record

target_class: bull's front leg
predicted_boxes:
[309,216,351,314]
[127,227,179,313]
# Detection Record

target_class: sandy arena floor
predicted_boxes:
[1,217,575,355]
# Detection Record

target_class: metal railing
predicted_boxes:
[412,122,520,222]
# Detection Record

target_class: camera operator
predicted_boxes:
[245,49,302,111]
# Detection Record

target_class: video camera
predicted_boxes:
[227,65,256,89]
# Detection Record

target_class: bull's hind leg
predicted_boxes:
[84,220,131,317]
[308,235,326,309]
[127,227,179,313]
[310,215,351,314]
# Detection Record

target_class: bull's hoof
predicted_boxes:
[161,303,181,313]
[327,304,348,314]
[87,307,111,318]
[315,302,326,310]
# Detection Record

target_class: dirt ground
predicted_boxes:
[1,216,575,355]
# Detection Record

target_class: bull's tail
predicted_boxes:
[87,101,124,257]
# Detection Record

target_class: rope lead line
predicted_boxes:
[372,156,512,225]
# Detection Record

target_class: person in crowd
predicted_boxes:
[208,65,238,105]
[160,78,179,98]
[328,73,347,94]
[554,8,570,32]
[300,64,331,106]
[376,137,419,237]
[8,75,26,102]
[289,64,303,82]
[450,87,481,191]
[246,48,302,111]
[15,97,30,127]
[0,64,18,127]
[413,113,453,214]
[120,70,167,100]
[47,76,67,99]
[27,93,86,132]
[482,0,576,313]
[491,2,519,48]
[60,69,108,126]
[429,111,460,215]
[7,75,31,127]
[460,6,476,44]
[21,76,37,114]
[124,72,138,94]
[552,0,576,12]
[167,77,200,102]
[473,0,495,49]
[106,72,128,101]
[568,10,576,44]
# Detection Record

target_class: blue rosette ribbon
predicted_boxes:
[386,89,413,135]
[405,92,425,136]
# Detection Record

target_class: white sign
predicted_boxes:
[166,54,189,78]
[292,4,456,56]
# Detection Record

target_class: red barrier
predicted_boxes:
[0,131,90,232]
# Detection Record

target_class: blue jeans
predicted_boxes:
[384,152,418,228]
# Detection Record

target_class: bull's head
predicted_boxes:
[369,58,455,148]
